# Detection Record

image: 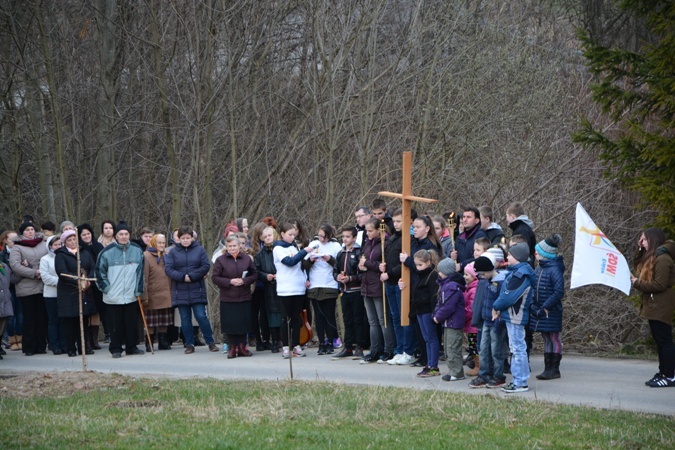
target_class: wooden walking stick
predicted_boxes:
[137,296,154,354]
[379,220,387,328]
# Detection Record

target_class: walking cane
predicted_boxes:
[137,296,154,354]
[379,220,387,328]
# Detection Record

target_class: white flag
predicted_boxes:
[570,203,631,295]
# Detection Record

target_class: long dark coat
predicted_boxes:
[55,247,97,318]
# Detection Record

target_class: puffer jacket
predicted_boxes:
[479,271,507,328]
[95,240,145,305]
[212,252,257,303]
[141,250,172,310]
[255,245,280,313]
[433,273,465,329]
[55,247,97,318]
[9,235,47,297]
[634,240,675,325]
[40,252,59,298]
[492,262,536,325]
[463,278,478,333]
[360,236,384,298]
[164,241,211,306]
[527,256,565,333]
[0,262,14,318]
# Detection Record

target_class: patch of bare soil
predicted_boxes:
[0,371,131,399]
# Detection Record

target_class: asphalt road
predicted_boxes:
[1,344,673,416]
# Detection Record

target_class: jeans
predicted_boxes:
[649,320,674,378]
[7,288,22,335]
[385,284,415,355]
[505,322,530,387]
[479,323,507,381]
[417,313,440,369]
[44,297,65,352]
[178,304,214,346]
[363,296,395,355]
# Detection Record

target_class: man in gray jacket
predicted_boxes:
[95,221,145,358]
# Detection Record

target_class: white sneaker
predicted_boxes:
[293,345,306,357]
[387,353,403,365]
[281,346,290,358]
[396,353,414,365]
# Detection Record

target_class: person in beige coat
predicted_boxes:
[631,229,675,388]
[141,234,173,350]
[9,221,48,356]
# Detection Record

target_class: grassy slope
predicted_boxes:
[1,377,673,449]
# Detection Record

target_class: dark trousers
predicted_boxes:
[311,297,338,342]
[649,320,675,378]
[108,302,140,355]
[340,291,369,349]
[251,287,270,342]
[20,294,48,354]
[44,297,65,352]
[280,295,304,347]
[63,316,89,354]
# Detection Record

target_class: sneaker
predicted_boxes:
[417,367,430,377]
[486,378,507,389]
[352,346,365,359]
[221,343,229,353]
[396,353,414,365]
[468,376,488,388]
[387,353,403,365]
[126,347,145,356]
[360,352,380,364]
[647,375,675,388]
[293,345,306,357]
[333,338,342,348]
[281,346,292,359]
[442,373,466,382]
[111,352,122,359]
[317,344,327,355]
[421,367,440,378]
[377,352,394,364]
[501,382,529,393]
[331,348,354,360]
[645,373,662,386]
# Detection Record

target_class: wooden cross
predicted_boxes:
[379,151,437,326]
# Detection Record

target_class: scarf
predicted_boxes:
[15,237,43,248]
[147,246,163,265]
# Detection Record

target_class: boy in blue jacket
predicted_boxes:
[469,255,508,389]
[492,243,536,393]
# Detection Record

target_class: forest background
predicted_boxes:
[0,1,667,349]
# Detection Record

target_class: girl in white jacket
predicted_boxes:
[39,236,64,355]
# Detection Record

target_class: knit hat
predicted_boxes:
[60,229,77,243]
[474,255,495,272]
[19,221,35,235]
[535,234,562,260]
[115,221,131,237]
[508,242,530,263]
[485,247,506,265]
[464,262,477,279]
[437,258,457,276]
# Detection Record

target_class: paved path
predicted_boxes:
[1,345,673,416]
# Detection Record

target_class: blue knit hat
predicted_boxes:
[535,234,562,260]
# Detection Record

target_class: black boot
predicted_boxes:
[536,353,552,380]
[271,340,280,353]
[158,333,172,350]
[89,326,101,350]
[145,334,154,352]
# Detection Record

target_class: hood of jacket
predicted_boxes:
[657,240,675,259]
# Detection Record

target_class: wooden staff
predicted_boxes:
[136,296,154,354]
[379,220,387,328]
[61,270,97,371]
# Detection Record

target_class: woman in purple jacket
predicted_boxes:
[212,235,257,358]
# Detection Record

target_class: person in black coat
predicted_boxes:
[254,226,282,352]
[55,230,97,357]
[78,223,106,350]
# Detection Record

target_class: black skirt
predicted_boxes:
[220,301,251,335]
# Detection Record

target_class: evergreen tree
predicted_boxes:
[573,0,674,234]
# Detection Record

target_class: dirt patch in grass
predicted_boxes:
[0,371,130,399]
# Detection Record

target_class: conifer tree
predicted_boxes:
[573,0,674,234]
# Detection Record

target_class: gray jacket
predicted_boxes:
[9,236,47,297]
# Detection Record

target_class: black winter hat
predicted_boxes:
[19,221,35,236]
[115,221,131,237]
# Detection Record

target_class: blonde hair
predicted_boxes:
[413,249,439,267]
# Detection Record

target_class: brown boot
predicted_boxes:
[238,343,252,357]
[16,335,22,350]
[466,355,480,376]
[227,345,237,359]
[9,336,19,351]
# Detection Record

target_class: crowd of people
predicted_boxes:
[0,199,673,391]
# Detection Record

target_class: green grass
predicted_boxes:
[1,375,673,449]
